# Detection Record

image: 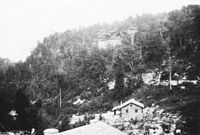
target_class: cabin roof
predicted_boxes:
[112,99,144,111]
[57,121,126,135]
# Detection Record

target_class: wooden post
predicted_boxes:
[160,28,172,90]
[169,57,172,90]
[59,88,62,107]
[169,41,172,90]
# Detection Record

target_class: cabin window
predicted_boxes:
[135,109,138,113]
[130,105,132,107]
[126,109,129,113]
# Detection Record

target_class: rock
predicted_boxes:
[175,129,181,135]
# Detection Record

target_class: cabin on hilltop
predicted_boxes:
[112,99,144,120]
[97,31,123,49]
[97,27,137,49]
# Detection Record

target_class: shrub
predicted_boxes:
[129,118,139,125]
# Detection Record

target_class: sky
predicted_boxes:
[0,0,199,62]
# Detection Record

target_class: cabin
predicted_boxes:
[97,31,122,49]
[97,28,137,49]
[112,99,144,120]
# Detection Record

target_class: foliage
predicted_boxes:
[0,5,200,135]
[166,5,200,79]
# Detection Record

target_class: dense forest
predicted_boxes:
[0,5,200,135]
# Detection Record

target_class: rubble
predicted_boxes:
[105,106,182,135]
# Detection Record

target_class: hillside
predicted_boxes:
[69,84,200,135]
[0,5,199,135]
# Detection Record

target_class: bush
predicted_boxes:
[129,118,139,125]
[59,116,70,131]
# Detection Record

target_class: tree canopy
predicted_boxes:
[0,5,200,135]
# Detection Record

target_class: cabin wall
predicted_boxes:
[98,39,121,49]
[121,103,143,120]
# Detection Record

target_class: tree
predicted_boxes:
[166,5,200,79]
[134,13,168,68]
[14,86,42,132]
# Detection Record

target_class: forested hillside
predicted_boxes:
[0,5,200,135]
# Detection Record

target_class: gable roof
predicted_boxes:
[57,121,126,135]
[112,99,144,111]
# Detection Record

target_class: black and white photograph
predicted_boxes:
[0,0,200,135]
